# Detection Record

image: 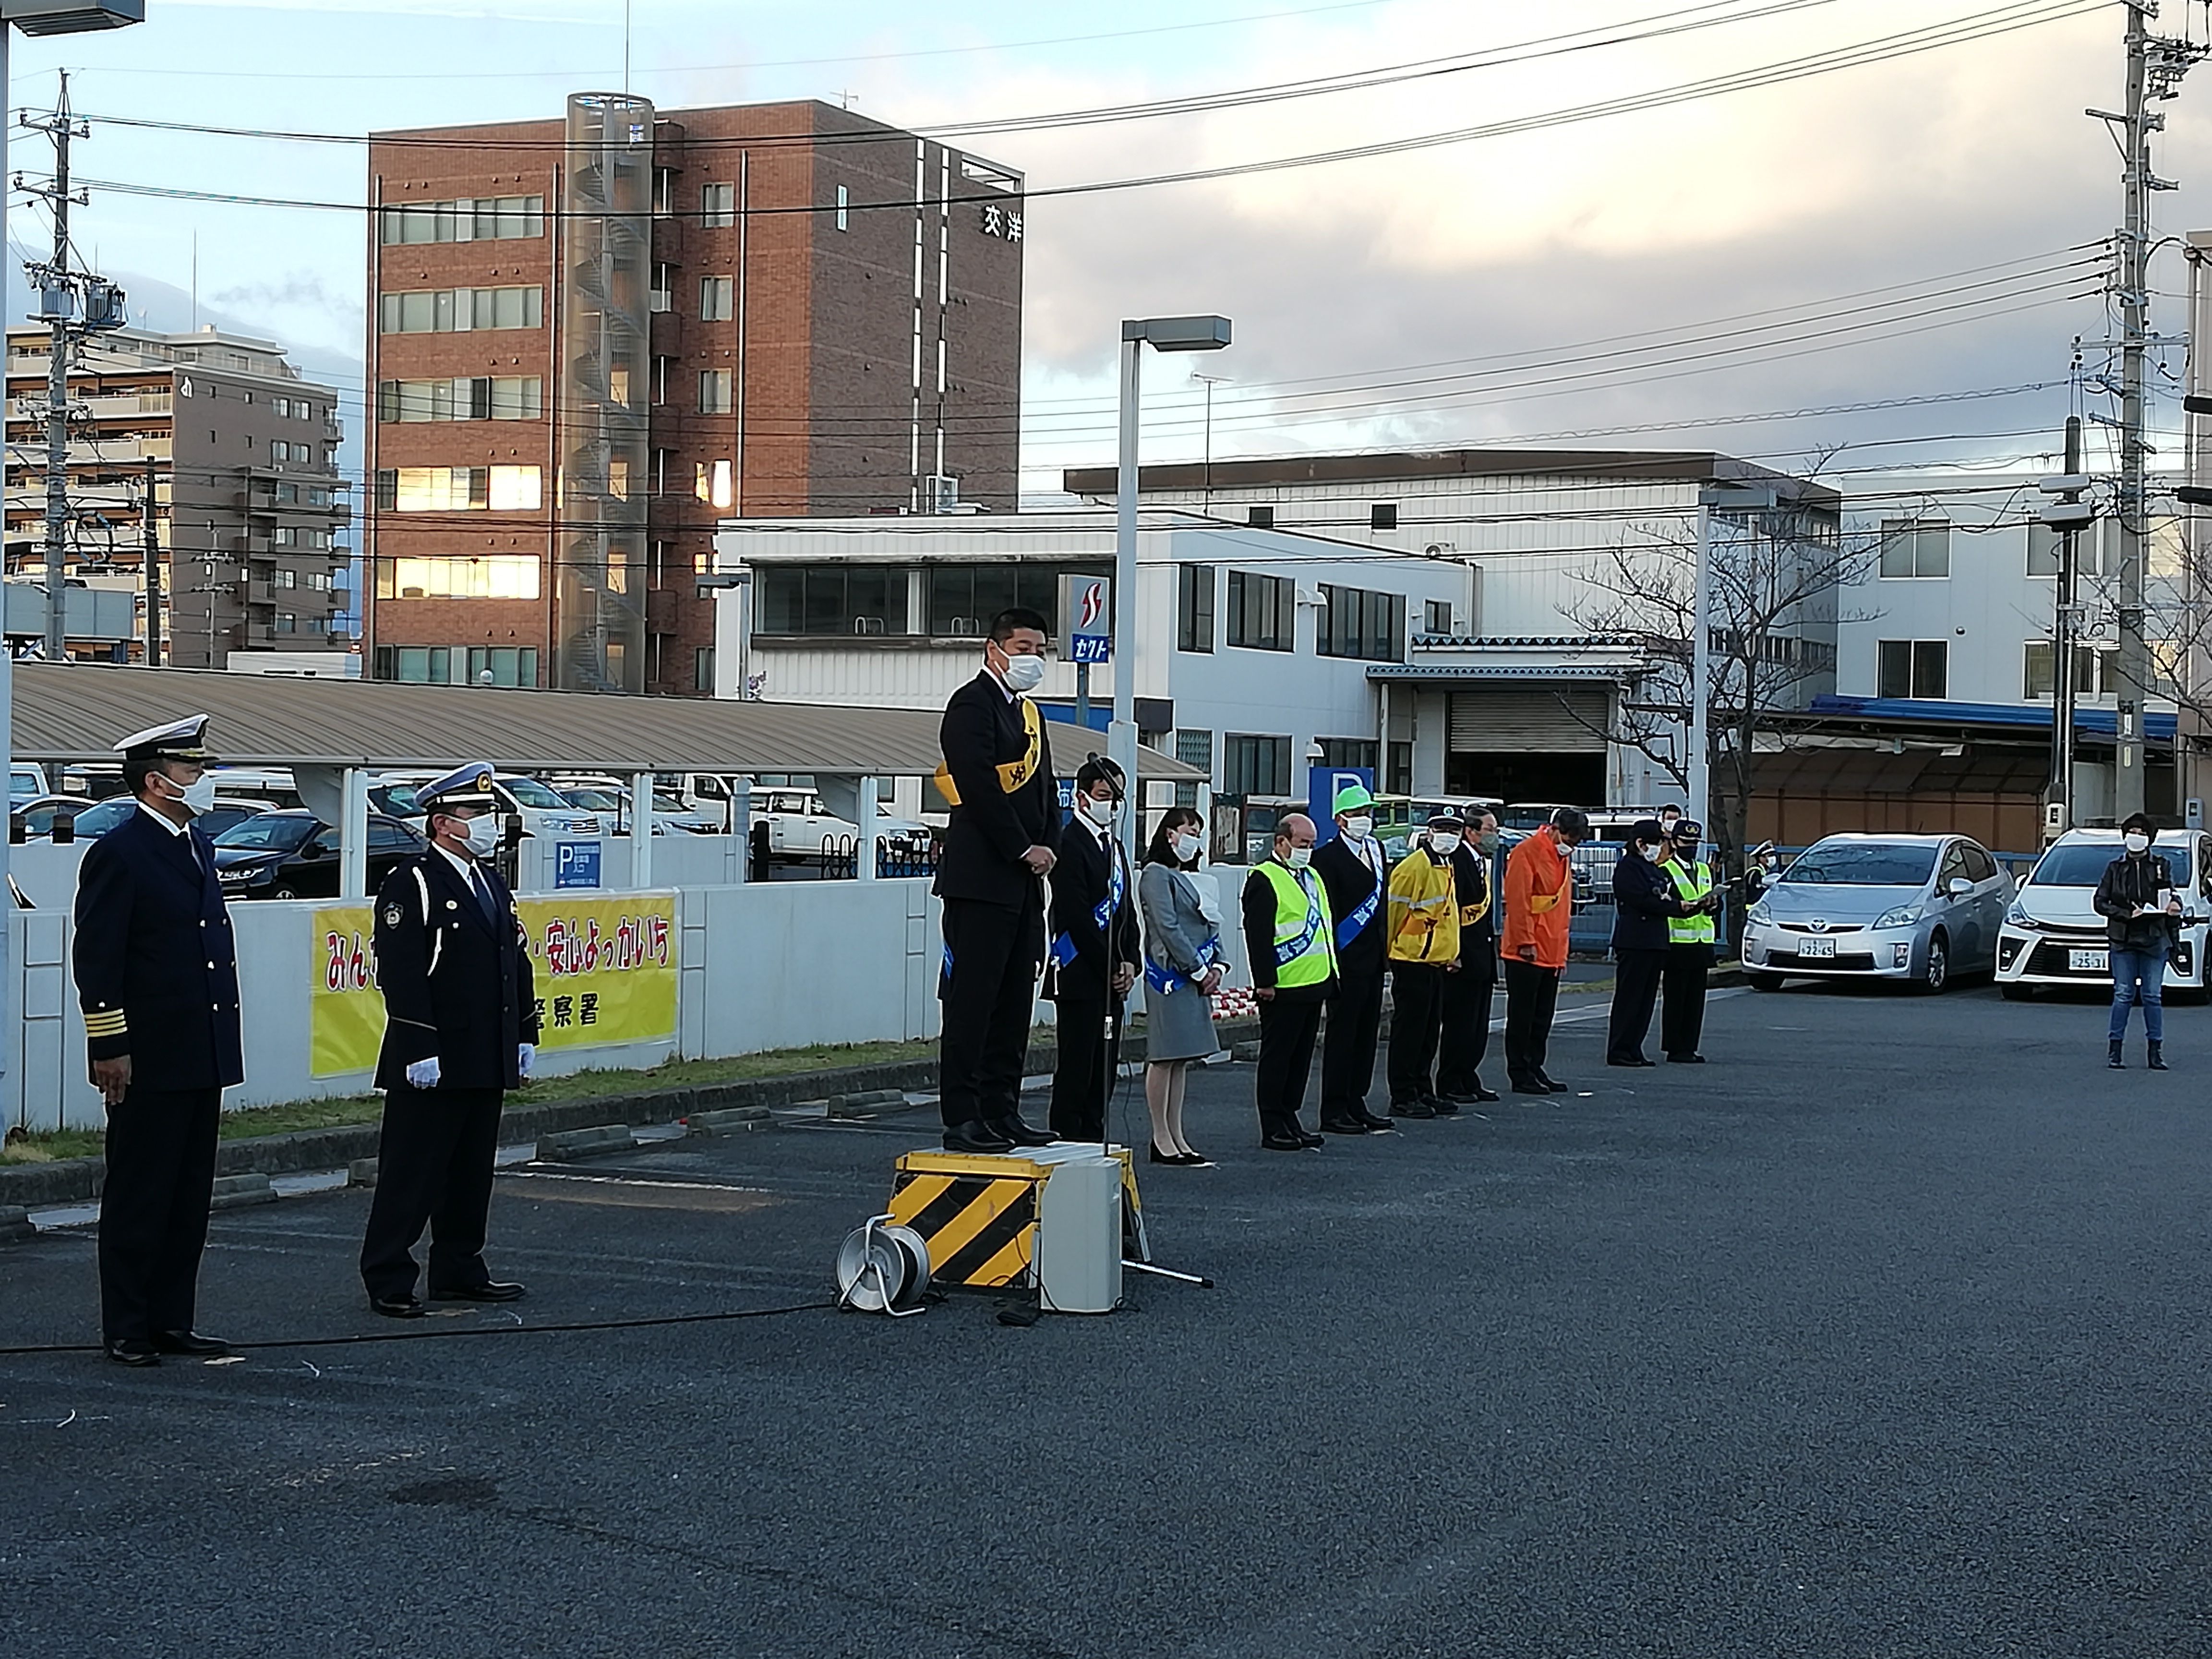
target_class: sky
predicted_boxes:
[5,0,2209,500]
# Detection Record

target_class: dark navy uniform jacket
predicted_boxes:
[72,805,244,1091]
[1611,849,1683,953]
[372,850,540,1093]
[1043,819,1141,1003]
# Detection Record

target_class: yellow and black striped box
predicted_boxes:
[888,1152,1046,1291]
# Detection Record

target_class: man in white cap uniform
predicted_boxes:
[72,714,242,1365]
[358,763,539,1318]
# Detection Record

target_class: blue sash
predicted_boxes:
[1146,934,1221,997]
[1093,848,1125,934]
[1335,879,1382,949]
[1049,931,1078,968]
[1274,870,1323,967]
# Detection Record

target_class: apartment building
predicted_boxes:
[365,94,1023,696]
[3,325,351,667]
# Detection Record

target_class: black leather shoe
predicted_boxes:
[1297,1130,1325,1149]
[1390,1098,1437,1119]
[1535,1071,1566,1091]
[1320,1117,1371,1135]
[369,1294,425,1319]
[1667,1053,1707,1064]
[152,1329,229,1356]
[1509,1077,1547,1095]
[1426,1095,1459,1115]
[104,1337,160,1367]
[1357,1108,1397,1130]
[1606,1057,1650,1068]
[1149,1142,1181,1164]
[1469,1082,1501,1102]
[1261,1130,1309,1151]
[430,1282,526,1303]
[989,1116,1055,1148]
[943,1120,1014,1154]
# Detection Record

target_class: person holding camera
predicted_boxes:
[2095,812,2182,1070]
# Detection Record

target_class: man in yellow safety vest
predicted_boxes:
[1240,813,1338,1151]
[1659,817,1721,1064]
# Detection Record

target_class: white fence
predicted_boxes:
[9,878,942,1133]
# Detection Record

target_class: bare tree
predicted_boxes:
[1558,492,1878,876]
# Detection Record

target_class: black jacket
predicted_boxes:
[1045,819,1142,1003]
[1242,860,1337,1001]
[372,851,540,1092]
[2094,852,2177,952]
[72,805,243,1091]
[1313,835,1390,979]
[1611,848,1683,953]
[933,671,1061,908]
[1449,843,1497,970]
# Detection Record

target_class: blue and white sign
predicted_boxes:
[554,841,602,890]
[1309,767,1376,845]
[1061,574,1112,665]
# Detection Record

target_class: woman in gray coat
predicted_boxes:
[1140,807,1223,1166]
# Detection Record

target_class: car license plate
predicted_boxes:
[2069,948,2108,974]
[1797,936,1837,959]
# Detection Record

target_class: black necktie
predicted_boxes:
[469,864,495,920]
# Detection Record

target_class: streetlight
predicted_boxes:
[1112,314,1231,860]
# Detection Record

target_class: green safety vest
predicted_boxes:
[1256,860,1338,988]
[1665,859,1716,945]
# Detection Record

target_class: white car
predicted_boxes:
[750,788,933,863]
[1995,828,2212,1003]
[373,770,604,839]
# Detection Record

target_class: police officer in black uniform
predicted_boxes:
[359,763,540,1317]
[74,715,243,1366]
[1044,756,1142,1142]
[934,607,1061,1153]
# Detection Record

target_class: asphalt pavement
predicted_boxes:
[6,978,2212,1657]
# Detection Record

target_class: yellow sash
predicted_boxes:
[935,698,1042,808]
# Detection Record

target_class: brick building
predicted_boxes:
[4,324,351,668]
[364,95,1024,695]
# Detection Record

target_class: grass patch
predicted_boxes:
[1,1035,946,1161]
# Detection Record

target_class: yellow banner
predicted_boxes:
[310,892,680,1078]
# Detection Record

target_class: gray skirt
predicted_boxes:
[1142,969,1221,1063]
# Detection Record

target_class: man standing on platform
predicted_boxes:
[1313,783,1395,1135]
[1659,817,1720,1064]
[359,763,538,1318]
[1243,814,1338,1151]
[1384,810,1465,1119]
[73,715,242,1367]
[1436,806,1502,1105]
[934,608,1061,1153]
[1045,757,1142,1142]
[1502,806,1587,1094]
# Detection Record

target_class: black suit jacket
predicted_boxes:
[372,851,540,1092]
[1044,821,1141,1003]
[1313,836,1390,979]
[933,670,1060,908]
[72,806,243,1090]
[1611,850,1682,953]
[1449,844,1497,968]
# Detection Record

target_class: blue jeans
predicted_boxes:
[2109,947,2167,1043]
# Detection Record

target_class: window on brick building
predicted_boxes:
[700,276,734,322]
[701,182,735,228]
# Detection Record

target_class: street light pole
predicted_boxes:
[1689,497,1711,831]
[1110,315,1231,866]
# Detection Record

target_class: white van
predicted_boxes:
[1995,828,2212,1002]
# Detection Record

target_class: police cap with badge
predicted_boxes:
[114,713,217,766]
[414,762,498,817]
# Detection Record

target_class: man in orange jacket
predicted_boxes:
[1501,806,1589,1094]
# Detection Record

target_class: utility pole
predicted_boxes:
[31,75,78,665]
[143,454,161,667]
[2102,3,2207,818]
[2044,416,2092,839]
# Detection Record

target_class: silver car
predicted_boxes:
[1741,832,2015,994]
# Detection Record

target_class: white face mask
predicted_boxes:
[2126,832,2151,854]
[164,772,217,816]
[1285,845,1313,870]
[1429,833,1461,856]
[1341,815,1374,842]
[1172,832,1203,864]
[1079,794,1116,827]
[457,813,503,858]
[998,650,1046,693]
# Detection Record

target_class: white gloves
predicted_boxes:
[405,1056,441,1089]
[517,1043,535,1081]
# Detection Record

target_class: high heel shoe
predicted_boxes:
[1149,1142,1182,1164]
[1174,1148,1213,1167]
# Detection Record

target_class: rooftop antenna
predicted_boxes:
[623,0,631,96]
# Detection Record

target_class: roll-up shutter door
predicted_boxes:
[1448,685,1610,752]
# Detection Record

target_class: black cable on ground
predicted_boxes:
[0,1298,840,1358]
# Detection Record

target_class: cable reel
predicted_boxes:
[834,1213,931,1316]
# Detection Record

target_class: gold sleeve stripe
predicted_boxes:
[84,1011,128,1036]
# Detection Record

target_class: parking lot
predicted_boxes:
[7,978,2212,1657]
